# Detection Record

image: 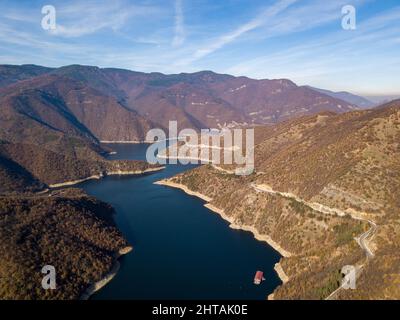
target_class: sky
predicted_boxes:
[0,0,399,96]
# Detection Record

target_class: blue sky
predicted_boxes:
[0,0,399,96]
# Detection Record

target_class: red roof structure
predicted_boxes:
[254,271,264,285]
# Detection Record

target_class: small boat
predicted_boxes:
[254,271,266,285]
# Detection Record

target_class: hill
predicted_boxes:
[0,73,152,144]
[306,86,375,109]
[160,100,400,299]
[0,66,166,300]
[0,64,53,88]
[0,189,130,300]
[56,66,360,129]
[0,64,360,133]
[0,153,45,194]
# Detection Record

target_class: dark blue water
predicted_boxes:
[79,143,281,300]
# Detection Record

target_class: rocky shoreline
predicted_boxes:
[274,262,289,284]
[267,263,289,300]
[80,246,133,300]
[154,179,292,289]
[49,167,165,188]
[203,203,292,258]
[100,140,154,144]
[52,165,164,299]
[154,180,212,202]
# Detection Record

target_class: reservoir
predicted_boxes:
[79,143,281,300]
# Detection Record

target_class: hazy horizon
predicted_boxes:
[4,62,400,101]
[0,0,399,96]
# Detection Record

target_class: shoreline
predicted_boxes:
[274,262,289,284]
[269,262,297,299]
[100,140,154,144]
[49,167,165,188]
[157,154,213,164]
[80,246,133,300]
[154,180,212,202]
[154,179,292,288]
[204,203,292,258]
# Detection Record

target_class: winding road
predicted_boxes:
[250,183,377,300]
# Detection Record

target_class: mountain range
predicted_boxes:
[0,64,369,143]
[0,63,398,300]
[0,65,165,300]
[163,99,400,299]
[306,86,375,109]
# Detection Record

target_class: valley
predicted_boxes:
[159,102,400,299]
[0,63,398,300]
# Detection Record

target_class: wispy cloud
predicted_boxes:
[49,0,161,38]
[182,0,298,64]
[0,0,398,95]
[227,4,400,74]
[172,0,185,47]
[225,4,400,94]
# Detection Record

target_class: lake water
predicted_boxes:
[79,143,281,300]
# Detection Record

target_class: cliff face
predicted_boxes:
[164,101,400,300]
